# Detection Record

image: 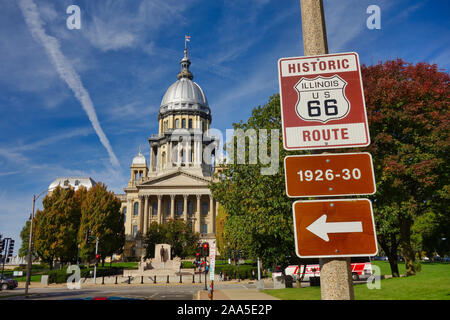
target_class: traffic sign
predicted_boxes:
[278,52,370,150]
[284,152,376,197]
[209,241,216,281]
[292,199,377,258]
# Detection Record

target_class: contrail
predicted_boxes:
[18,0,120,169]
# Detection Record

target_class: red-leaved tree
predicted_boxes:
[361,60,449,276]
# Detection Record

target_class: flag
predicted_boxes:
[185,35,191,42]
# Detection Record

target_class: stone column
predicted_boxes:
[183,194,188,222]
[138,196,144,235]
[168,141,172,168]
[143,195,149,235]
[126,200,133,235]
[196,194,201,233]
[170,194,175,220]
[209,195,214,235]
[157,195,162,225]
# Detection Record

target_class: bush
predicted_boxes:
[215,264,257,280]
[47,266,124,283]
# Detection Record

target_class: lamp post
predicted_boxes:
[25,189,48,298]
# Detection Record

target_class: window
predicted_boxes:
[182,119,186,128]
[123,207,127,223]
[202,224,208,234]
[132,225,138,238]
[188,119,193,129]
[74,180,80,186]
[202,201,209,215]
[175,119,180,128]
[176,200,183,215]
[167,201,171,215]
[164,121,168,131]
[152,203,158,216]
[134,202,139,216]
[188,200,193,215]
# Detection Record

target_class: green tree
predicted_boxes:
[210,94,301,269]
[78,183,124,266]
[362,60,449,276]
[33,186,81,268]
[143,219,199,259]
[18,219,39,261]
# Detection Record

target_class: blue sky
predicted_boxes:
[1,0,449,253]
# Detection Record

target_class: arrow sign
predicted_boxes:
[306,214,363,242]
[292,199,378,258]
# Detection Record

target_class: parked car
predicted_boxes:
[0,275,18,290]
[371,256,388,261]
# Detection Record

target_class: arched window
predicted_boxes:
[134,202,139,216]
[202,224,208,234]
[188,119,193,129]
[182,119,186,128]
[175,119,180,128]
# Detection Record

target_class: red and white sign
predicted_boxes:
[292,199,378,258]
[209,241,216,281]
[278,52,370,150]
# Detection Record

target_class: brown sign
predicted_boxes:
[284,152,376,197]
[292,199,378,258]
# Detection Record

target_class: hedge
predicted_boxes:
[47,267,124,284]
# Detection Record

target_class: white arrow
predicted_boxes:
[306,214,363,242]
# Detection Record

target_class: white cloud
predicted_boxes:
[18,0,120,169]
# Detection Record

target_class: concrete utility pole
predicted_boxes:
[299,0,354,300]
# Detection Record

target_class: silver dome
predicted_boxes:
[160,78,208,110]
[159,48,210,115]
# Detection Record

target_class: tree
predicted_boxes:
[143,220,199,259]
[361,60,449,276]
[215,204,229,258]
[210,94,302,269]
[18,219,39,261]
[33,186,81,268]
[78,183,124,266]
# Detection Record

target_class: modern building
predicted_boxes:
[119,46,220,258]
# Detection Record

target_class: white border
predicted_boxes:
[278,52,371,151]
[283,152,376,198]
[292,198,378,259]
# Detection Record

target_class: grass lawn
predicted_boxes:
[263,262,450,300]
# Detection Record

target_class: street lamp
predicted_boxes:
[25,189,49,298]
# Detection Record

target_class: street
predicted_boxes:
[0,281,267,300]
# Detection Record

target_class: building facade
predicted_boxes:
[119,47,219,258]
[48,177,96,194]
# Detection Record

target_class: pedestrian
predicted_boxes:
[219,271,223,281]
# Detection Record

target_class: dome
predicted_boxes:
[159,47,210,116]
[132,151,147,166]
[160,78,208,110]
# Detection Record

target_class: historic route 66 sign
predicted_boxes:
[295,75,350,123]
[278,52,370,150]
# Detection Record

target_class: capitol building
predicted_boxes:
[118,46,220,258]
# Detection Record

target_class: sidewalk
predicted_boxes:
[196,289,280,300]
